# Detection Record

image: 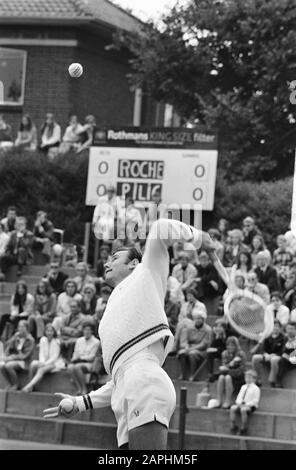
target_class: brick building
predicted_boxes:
[0,0,165,136]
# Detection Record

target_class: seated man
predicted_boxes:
[246,271,270,305]
[251,320,286,386]
[32,211,54,263]
[68,321,100,395]
[1,206,17,233]
[0,320,35,390]
[73,262,95,293]
[266,291,290,327]
[1,217,33,277]
[276,321,296,388]
[59,299,84,362]
[44,261,69,295]
[254,251,280,293]
[171,252,197,295]
[177,313,212,381]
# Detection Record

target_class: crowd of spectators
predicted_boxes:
[2,187,296,437]
[0,113,96,158]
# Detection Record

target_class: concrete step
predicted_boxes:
[173,380,296,413]
[2,390,295,441]
[1,412,296,450]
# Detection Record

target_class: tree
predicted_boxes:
[115,0,296,182]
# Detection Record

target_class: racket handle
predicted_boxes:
[210,252,230,288]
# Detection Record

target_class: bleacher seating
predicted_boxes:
[1,264,296,449]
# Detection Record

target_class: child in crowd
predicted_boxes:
[230,369,261,435]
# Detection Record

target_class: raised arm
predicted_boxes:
[142,218,214,297]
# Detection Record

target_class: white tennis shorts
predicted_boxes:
[111,358,176,447]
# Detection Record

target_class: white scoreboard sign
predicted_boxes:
[86,128,218,211]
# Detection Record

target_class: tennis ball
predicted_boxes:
[60,398,74,414]
[68,63,83,78]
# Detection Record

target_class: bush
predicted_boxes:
[212,175,293,250]
[0,149,90,245]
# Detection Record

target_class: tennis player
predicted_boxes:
[44,218,216,449]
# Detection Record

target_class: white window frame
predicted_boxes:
[0,47,27,106]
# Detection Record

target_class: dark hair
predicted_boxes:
[36,279,52,297]
[82,321,94,331]
[20,114,33,132]
[7,206,16,213]
[186,288,198,299]
[13,280,28,307]
[237,250,252,271]
[0,222,4,231]
[287,321,296,329]
[44,323,57,338]
[271,291,282,300]
[273,319,282,327]
[209,228,221,241]
[112,246,142,264]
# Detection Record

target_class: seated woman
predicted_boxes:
[0,280,34,340]
[52,279,82,334]
[58,115,84,155]
[214,336,246,409]
[28,279,57,341]
[230,251,253,283]
[22,323,64,392]
[206,320,228,382]
[80,283,98,317]
[15,114,37,151]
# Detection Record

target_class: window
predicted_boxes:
[0,48,27,106]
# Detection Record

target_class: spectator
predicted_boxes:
[0,280,34,340]
[177,314,212,381]
[230,369,261,435]
[285,229,296,255]
[73,262,95,293]
[251,320,285,386]
[59,299,84,362]
[266,292,290,327]
[96,244,111,280]
[250,235,269,266]
[171,252,197,294]
[164,290,181,335]
[233,273,246,290]
[208,228,225,261]
[22,323,64,392]
[283,267,296,311]
[0,222,9,260]
[230,251,253,282]
[223,229,249,267]
[276,321,296,388]
[1,216,33,277]
[28,279,57,341]
[53,279,82,333]
[169,241,198,270]
[242,217,262,248]
[32,211,54,263]
[273,235,294,282]
[167,274,185,305]
[68,321,100,395]
[146,189,166,232]
[76,114,96,154]
[0,320,35,390]
[254,251,280,293]
[246,271,270,304]
[179,288,207,321]
[44,261,69,295]
[206,320,228,382]
[40,113,61,158]
[93,185,124,241]
[214,336,246,409]
[0,114,13,149]
[195,250,225,316]
[80,283,98,317]
[121,196,144,242]
[15,114,37,151]
[217,218,229,244]
[94,284,112,330]
[58,115,84,155]
[1,206,17,233]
